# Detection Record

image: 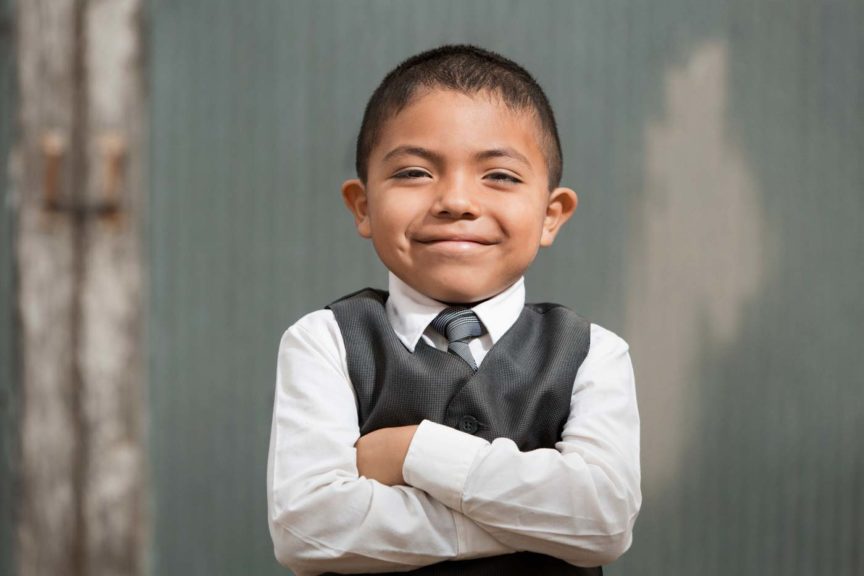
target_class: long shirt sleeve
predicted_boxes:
[266,311,514,576]
[401,325,642,567]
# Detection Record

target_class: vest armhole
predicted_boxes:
[326,287,388,309]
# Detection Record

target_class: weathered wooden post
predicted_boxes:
[14,1,145,574]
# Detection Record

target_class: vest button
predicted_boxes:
[459,415,479,434]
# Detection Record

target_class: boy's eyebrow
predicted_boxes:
[474,147,531,168]
[381,145,532,168]
[382,146,444,165]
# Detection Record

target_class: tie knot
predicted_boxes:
[431,307,486,344]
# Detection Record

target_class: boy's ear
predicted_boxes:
[540,187,578,247]
[341,178,372,238]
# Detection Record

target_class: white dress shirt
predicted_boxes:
[267,273,641,576]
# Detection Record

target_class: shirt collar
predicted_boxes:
[385,271,526,352]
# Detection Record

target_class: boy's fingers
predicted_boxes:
[355,425,419,486]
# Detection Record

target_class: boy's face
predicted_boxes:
[342,89,578,304]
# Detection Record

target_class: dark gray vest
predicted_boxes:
[326,288,600,576]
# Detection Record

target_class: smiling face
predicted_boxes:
[342,89,578,304]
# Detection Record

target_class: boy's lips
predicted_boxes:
[413,232,498,245]
[412,233,499,257]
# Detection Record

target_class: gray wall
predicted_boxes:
[0,0,18,573]
[147,1,864,575]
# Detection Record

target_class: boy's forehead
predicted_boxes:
[372,88,547,164]
[386,87,540,134]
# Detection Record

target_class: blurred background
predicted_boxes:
[1,1,862,575]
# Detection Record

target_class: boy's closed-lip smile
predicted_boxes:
[413,229,500,253]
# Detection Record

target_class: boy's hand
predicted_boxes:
[355,425,419,486]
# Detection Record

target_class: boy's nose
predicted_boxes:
[432,176,480,219]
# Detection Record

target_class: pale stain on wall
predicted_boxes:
[627,40,767,491]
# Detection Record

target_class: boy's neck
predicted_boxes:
[435,295,493,308]
[389,272,521,309]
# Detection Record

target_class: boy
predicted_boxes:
[267,44,641,575]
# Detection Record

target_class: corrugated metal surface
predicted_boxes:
[0,0,17,573]
[147,1,864,575]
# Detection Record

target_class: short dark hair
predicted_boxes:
[355,44,563,189]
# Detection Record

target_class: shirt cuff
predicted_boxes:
[402,420,489,511]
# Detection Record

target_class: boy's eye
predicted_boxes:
[486,172,522,184]
[393,169,431,179]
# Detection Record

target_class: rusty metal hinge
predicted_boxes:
[41,131,127,226]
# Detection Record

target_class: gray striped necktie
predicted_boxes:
[430,307,487,371]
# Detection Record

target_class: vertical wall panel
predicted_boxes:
[148,1,864,575]
[0,0,17,573]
